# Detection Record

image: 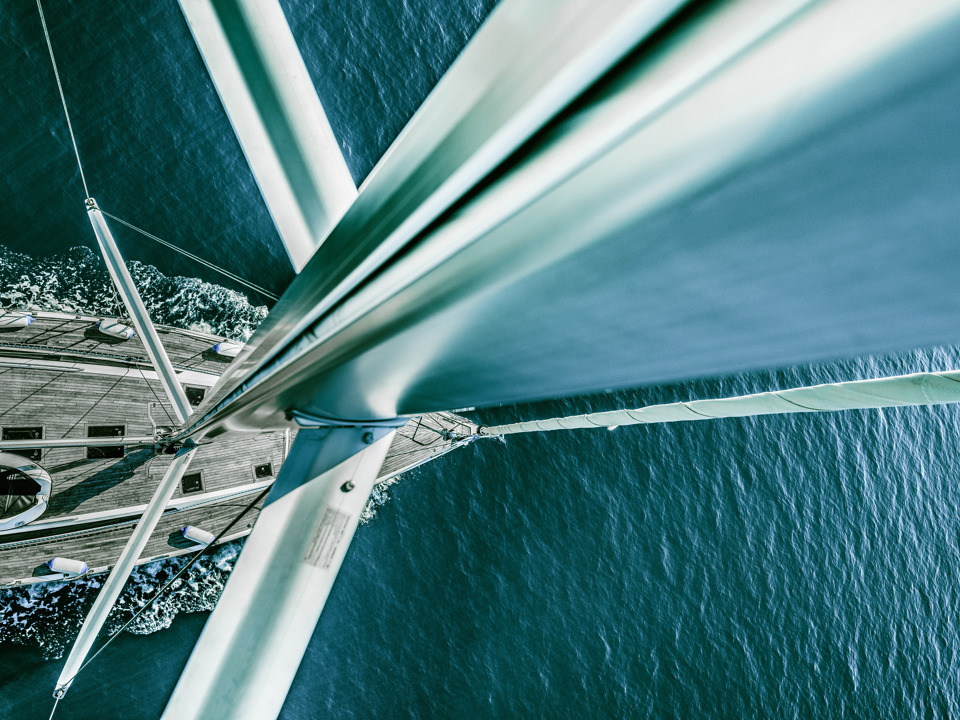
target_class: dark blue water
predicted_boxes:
[282,0,499,181]
[4,2,960,719]
[280,348,960,719]
[0,0,495,303]
[0,1,291,304]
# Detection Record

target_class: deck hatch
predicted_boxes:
[2,427,43,462]
[185,386,206,407]
[181,471,203,494]
[87,425,125,459]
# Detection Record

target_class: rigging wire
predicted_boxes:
[51,483,273,706]
[37,0,275,305]
[36,0,277,305]
[100,211,280,301]
[107,282,125,322]
[35,0,89,199]
[136,364,175,426]
[59,374,126,439]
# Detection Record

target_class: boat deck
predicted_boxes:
[0,362,286,518]
[0,413,475,585]
[0,497,263,583]
[0,311,233,376]
[0,312,478,586]
[380,412,476,478]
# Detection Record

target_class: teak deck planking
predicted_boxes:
[0,313,231,376]
[0,313,477,586]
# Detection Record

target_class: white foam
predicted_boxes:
[0,542,247,657]
[0,245,266,341]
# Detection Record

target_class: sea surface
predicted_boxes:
[3,1,960,719]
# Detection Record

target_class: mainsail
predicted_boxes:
[26,0,960,716]
[160,0,960,718]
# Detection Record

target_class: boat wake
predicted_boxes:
[361,474,402,524]
[0,245,409,654]
[0,481,407,657]
[0,542,243,660]
[0,245,267,341]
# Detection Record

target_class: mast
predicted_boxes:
[87,198,192,424]
[162,1,692,717]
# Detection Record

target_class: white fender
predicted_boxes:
[97,318,136,340]
[182,525,215,546]
[213,340,243,358]
[47,557,89,576]
[0,311,34,328]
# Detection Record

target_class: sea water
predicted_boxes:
[4,248,960,719]
[4,0,960,718]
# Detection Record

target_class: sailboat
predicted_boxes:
[0,307,475,584]
[8,0,960,717]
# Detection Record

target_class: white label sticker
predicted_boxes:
[304,508,351,569]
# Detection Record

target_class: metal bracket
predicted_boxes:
[287,408,408,430]
[147,401,159,439]
[264,414,404,506]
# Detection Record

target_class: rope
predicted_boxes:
[101,211,279,301]
[36,0,89,199]
[55,484,272,700]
